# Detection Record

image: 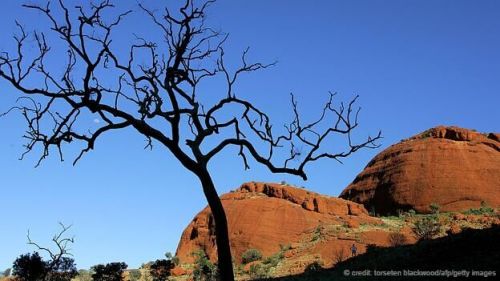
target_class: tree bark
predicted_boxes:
[197,168,235,281]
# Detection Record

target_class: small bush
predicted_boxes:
[464,201,495,215]
[401,209,416,219]
[429,203,440,215]
[12,252,47,281]
[149,259,174,281]
[191,250,218,281]
[171,256,180,266]
[241,249,262,264]
[13,252,78,281]
[91,262,128,281]
[413,217,441,240]
[421,129,432,138]
[233,263,244,276]
[163,252,180,266]
[248,263,270,279]
[1,268,11,278]
[311,225,324,242]
[254,246,288,277]
[128,269,141,281]
[77,269,93,281]
[262,250,284,268]
[397,209,405,218]
[388,232,407,246]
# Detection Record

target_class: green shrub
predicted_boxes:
[250,247,287,278]
[91,262,128,281]
[13,253,78,281]
[233,263,244,276]
[77,270,93,281]
[241,249,263,264]
[413,217,441,240]
[311,225,324,242]
[429,203,440,215]
[171,256,180,266]
[421,129,432,138]
[128,269,141,281]
[464,201,495,215]
[262,250,284,268]
[191,250,218,281]
[149,259,174,281]
[397,209,404,218]
[1,268,11,278]
[248,263,270,279]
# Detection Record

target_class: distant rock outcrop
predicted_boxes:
[340,126,500,214]
[175,182,383,266]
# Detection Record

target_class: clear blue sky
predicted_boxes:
[1,0,499,270]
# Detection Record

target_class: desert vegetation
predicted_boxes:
[191,250,218,281]
[464,201,495,215]
[387,232,407,247]
[241,249,262,265]
[412,216,442,240]
[91,263,128,281]
[9,224,77,281]
[2,205,498,281]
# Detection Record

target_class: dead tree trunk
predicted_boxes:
[197,168,234,280]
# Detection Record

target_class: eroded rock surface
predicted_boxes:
[176,182,380,264]
[340,126,500,214]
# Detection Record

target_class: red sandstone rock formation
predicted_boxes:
[340,126,500,214]
[175,182,381,264]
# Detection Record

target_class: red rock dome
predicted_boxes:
[340,126,500,214]
[176,182,380,264]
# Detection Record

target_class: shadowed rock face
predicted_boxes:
[175,182,380,264]
[340,126,500,215]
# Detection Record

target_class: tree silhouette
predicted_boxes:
[149,259,174,281]
[12,252,47,281]
[46,257,78,281]
[0,1,381,280]
[12,223,78,281]
[91,263,127,281]
[2,268,12,278]
[26,223,77,281]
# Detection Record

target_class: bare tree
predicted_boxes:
[13,223,77,281]
[0,1,381,280]
[26,223,74,264]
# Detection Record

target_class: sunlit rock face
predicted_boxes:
[176,182,380,264]
[340,126,500,215]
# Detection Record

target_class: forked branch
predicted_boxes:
[27,222,74,270]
